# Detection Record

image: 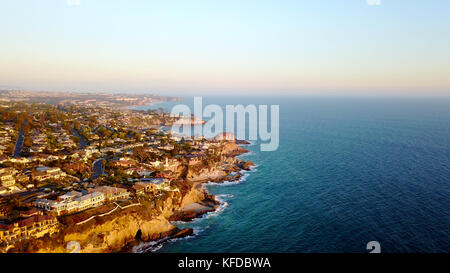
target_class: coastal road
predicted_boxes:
[13,120,26,158]
[72,128,88,149]
[92,158,106,180]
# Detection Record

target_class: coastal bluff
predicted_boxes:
[7,183,208,253]
[4,140,253,253]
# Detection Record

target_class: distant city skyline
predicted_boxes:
[1,0,449,96]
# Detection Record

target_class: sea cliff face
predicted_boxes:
[7,184,207,253]
[40,214,176,253]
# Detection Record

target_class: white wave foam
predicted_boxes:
[201,169,255,189]
[217,193,234,198]
[214,178,243,187]
[193,225,208,235]
[134,161,257,253]
[204,199,228,219]
[133,238,164,253]
[132,226,207,253]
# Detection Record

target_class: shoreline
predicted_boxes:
[128,144,254,253]
[1,135,254,253]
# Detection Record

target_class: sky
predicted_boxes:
[0,0,449,96]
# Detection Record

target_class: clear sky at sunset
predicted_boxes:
[0,0,449,96]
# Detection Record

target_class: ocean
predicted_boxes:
[133,96,450,253]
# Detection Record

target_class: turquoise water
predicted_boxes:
[134,96,450,253]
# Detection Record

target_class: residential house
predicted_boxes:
[0,215,58,244]
[76,192,105,211]
[137,178,172,191]
[112,158,136,168]
[32,166,67,182]
[133,181,162,194]
[124,168,153,177]
[0,168,16,188]
[33,190,105,216]
[89,186,130,201]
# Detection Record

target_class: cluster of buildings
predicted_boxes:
[0,127,14,156]
[70,146,99,162]
[49,126,76,150]
[133,178,172,194]
[0,211,58,245]
[0,90,170,109]
[28,125,76,154]
[0,168,20,195]
[28,132,47,153]
[33,186,130,216]
[0,97,231,250]
[0,165,73,196]
[31,166,67,182]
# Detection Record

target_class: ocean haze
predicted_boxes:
[1,1,450,96]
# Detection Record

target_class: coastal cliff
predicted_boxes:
[41,214,176,253]
[4,141,252,253]
[8,184,207,253]
[186,141,251,182]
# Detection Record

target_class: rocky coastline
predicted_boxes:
[129,141,254,252]
[4,141,253,253]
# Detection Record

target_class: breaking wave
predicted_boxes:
[134,164,256,253]
[132,226,208,253]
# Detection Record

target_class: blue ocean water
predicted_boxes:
[135,96,450,253]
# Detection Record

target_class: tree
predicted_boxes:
[183,143,193,153]
[23,137,33,148]
[170,146,179,157]
[73,121,81,131]
[71,136,80,144]
[133,147,148,163]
